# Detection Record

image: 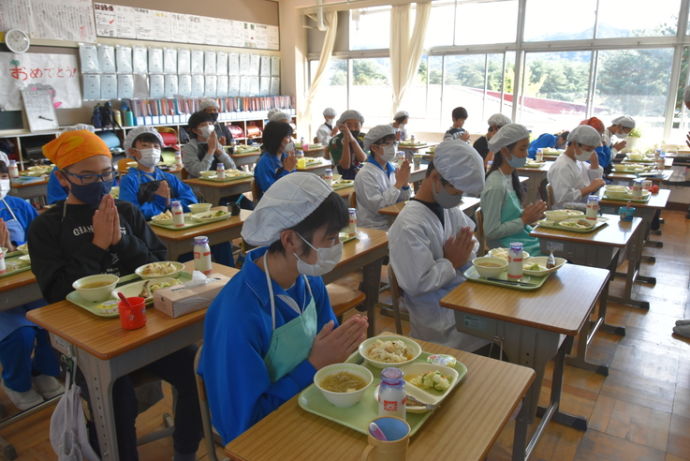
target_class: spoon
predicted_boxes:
[117,292,132,308]
[369,422,387,441]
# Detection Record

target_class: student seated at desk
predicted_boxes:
[388,140,487,351]
[604,115,635,165]
[199,173,368,443]
[28,130,202,461]
[547,125,605,210]
[327,110,367,180]
[354,124,411,230]
[527,131,568,159]
[199,98,234,147]
[474,113,512,162]
[181,110,237,178]
[267,109,291,124]
[443,106,471,142]
[391,110,409,141]
[316,107,338,146]
[580,117,613,175]
[47,124,99,204]
[0,162,62,411]
[481,124,546,256]
[254,121,297,196]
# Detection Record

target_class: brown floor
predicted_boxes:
[1,211,689,461]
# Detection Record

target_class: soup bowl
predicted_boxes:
[72,274,119,302]
[472,256,508,278]
[314,363,374,408]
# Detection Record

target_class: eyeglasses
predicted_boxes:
[62,169,117,185]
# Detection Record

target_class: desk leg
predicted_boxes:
[362,259,383,338]
[79,353,120,461]
[512,400,529,461]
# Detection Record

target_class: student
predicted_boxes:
[199,98,234,147]
[267,109,291,123]
[254,121,297,196]
[181,110,237,178]
[547,125,605,209]
[199,173,368,443]
[527,131,569,158]
[28,130,202,461]
[388,140,487,351]
[119,126,197,219]
[473,113,512,161]
[0,162,62,411]
[481,124,546,256]
[579,117,612,174]
[604,115,635,161]
[315,107,338,146]
[443,107,471,142]
[354,125,411,230]
[391,110,409,141]
[48,124,98,204]
[328,110,367,180]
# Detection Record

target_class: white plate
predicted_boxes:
[135,261,185,279]
[522,256,566,276]
[358,335,422,368]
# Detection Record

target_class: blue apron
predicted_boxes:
[497,190,542,256]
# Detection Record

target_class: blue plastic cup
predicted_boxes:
[619,206,636,222]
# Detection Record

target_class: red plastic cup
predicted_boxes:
[118,296,146,330]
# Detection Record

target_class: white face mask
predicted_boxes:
[294,234,343,276]
[285,141,295,153]
[0,179,10,200]
[575,145,595,162]
[137,148,161,168]
[199,124,215,138]
[381,144,397,162]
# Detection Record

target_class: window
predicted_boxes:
[349,58,392,127]
[454,0,518,45]
[349,7,390,51]
[593,48,673,140]
[669,47,690,145]
[524,0,596,41]
[308,59,348,129]
[596,0,680,38]
[518,51,591,133]
[424,1,455,48]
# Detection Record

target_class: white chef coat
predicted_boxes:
[354,158,410,230]
[547,153,603,209]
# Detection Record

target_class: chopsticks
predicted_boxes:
[487,278,538,287]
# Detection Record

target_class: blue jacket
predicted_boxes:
[119,167,197,219]
[199,246,337,444]
[47,169,68,204]
[254,152,291,195]
[596,144,612,170]
[528,133,557,158]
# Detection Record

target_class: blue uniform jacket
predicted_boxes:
[47,169,68,204]
[119,167,197,219]
[254,152,291,195]
[528,133,557,158]
[199,246,337,444]
[596,144,612,170]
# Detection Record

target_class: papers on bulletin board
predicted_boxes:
[21,86,59,132]
[204,51,217,75]
[149,74,164,99]
[191,74,204,98]
[148,48,163,74]
[239,54,250,76]
[217,75,228,97]
[132,74,149,99]
[0,0,31,35]
[260,56,271,77]
[178,74,192,97]
[0,52,82,110]
[190,50,204,74]
[260,77,270,96]
[82,74,100,100]
[164,74,178,98]
[22,0,96,42]
[204,76,217,97]
[79,44,100,73]
[97,45,116,73]
[132,47,148,74]
[177,49,190,74]
[92,2,279,50]
[216,52,228,76]
[271,56,280,77]
[228,54,240,76]
[270,77,280,96]
[115,46,132,74]
[229,76,240,97]
[163,48,177,74]
[100,74,117,100]
[117,74,134,99]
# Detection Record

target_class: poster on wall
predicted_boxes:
[29,0,96,42]
[0,52,81,110]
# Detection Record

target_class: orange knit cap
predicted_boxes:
[42,130,111,169]
[579,117,605,134]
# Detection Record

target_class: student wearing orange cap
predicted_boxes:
[580,117,612,174]
[28,130,202,461]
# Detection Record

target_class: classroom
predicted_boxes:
[0,0,689,460]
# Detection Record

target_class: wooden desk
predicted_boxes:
[225,337,535,461]
[0,270,41,312]
[27,261,239,461]
[296,158,333,177]
[231,151,261,168]
[303,146,326,158]
[184,177,253,205]
[150,210,251,260]
[333,185,354,201]
[517,161,553,205]
[324,228,388,337]
[398,142,436,153]
[600,188,669,251]
[409,164,428,184]
[378,197,481,226]
[441,264,609,460]
[608,170,673,183]
[10,178,49,203]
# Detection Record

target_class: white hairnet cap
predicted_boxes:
[241,173,333,246]
[363,124,396,152]
[323,107,337,117]
[337,109,364,126]
[269,110,290,122]
[611,115,635,129]
[124,126,165,150]
[394,110,409,120]
[487,123,530,152]
[567,125,602,147]
[199,98,220,111]
[63,124,95,133]
[433,140,485,195]
[487,113,511,128]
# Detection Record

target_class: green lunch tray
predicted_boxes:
[602,192,651,203]
[535,217,608,233]
[332,180,354,191]
[0,256,31,279]
[298,351,467,437]
[66,272,193,318]
[150,213,232,231]
[198,173,253,183]
[463,266,550,291]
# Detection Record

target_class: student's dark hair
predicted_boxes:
[133,132,163,148]
[268,192,349,255]
[556,131,569,141]
[451,107,468,120]
[0,161,7,174]
[394,115,408,124]
[187,111,217,139]
[261,121,293,156]
[486,143,523,201]
[424,161,450,186]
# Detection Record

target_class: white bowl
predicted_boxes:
[314,363,373,408]
[488,248,530,261]
[188,203,212,214]
[472,256,508,278]
[135,261,185,279]
[72,274,119,302]
[358,335,422,369]
[199,170,215,178]
[522,256,567,277]
[544,209,584,222]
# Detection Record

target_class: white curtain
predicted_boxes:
[390,1,432,116]
[301,11,338,137]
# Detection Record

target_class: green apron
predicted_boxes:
[498,189,542,256]
[262,253,318,383]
